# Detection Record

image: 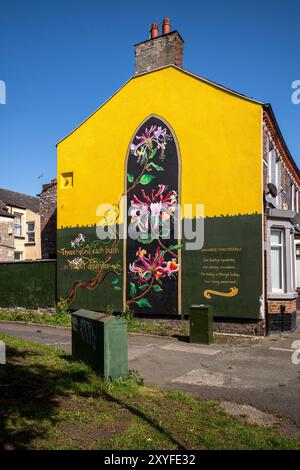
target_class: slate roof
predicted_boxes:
[0,188,40,213]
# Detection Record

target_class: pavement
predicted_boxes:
[1,320,300,426]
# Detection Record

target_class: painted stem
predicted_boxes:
[126,277,155,305]
[157,238,178,259]
[66,163,147,304]
[67,269,119,303]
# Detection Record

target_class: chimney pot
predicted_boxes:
[162,18,171,35]
[134,21,184,75]
[150,23,159,39]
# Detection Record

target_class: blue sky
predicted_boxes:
[0,0,299,196]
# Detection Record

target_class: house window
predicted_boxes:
[267,143,273,184]
[14,251,23,261]
[291,183,295,211]
[270,228,285,292]
[14,212,23,236]
[293,185,298,212]
[27,221,35,243]
[267,144,281,206]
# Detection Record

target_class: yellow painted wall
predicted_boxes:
[57,66,262,227]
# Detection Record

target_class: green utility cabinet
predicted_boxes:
[189,305,213,345]
[71,310,128,380]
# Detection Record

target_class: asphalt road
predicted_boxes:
[1,320,300,426]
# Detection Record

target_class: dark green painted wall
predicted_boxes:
[57,214,263,319]
[0,260,56,308]
[57,227,123,312]
[182,214,263,319]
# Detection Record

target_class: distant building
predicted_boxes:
[0,188,41,261]
[0,202,14,261]
[39,179,57,259]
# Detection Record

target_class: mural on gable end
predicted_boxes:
[57,116,181,316]
[125,116,180,316]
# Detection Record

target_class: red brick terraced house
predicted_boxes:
[263,105,300,333]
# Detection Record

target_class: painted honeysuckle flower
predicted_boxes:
[67,257,85,270]
[129,202,149,233]
[129,247,179,283]
[165,259,180,277]
[71,233,85,248]
[129,185,178,234]
[153,126,167,141]
[149,202,162,229]
[130,125,171,165]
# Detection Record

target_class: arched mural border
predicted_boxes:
[122,114,182,316]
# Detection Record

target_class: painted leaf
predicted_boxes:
[139,284,149,291]
[169,244,182,251]
[143,272,152,281]
[139,174,155,185]
[113,286,121,291]
[148,148,157,159]
[127,173,134,183]
[138,237,153,245]
[130,282,137,298]
[135,298,152,308]
[111,278,119,285]
[147,162,164,172]
[152,284,163,292]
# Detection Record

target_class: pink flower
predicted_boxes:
[129,247,179,283]
[129,203,149,233]
[130,125,170,164]
[129,185,177,234]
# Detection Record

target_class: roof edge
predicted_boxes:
[263,103,300,179]
[57,65,263,146]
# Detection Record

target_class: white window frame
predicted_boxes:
[291,184,295,211]
[270,228,285,293]
[26,221,35,244]
[275,157,280,206]
[267,150,272,184]
[290,233,296,292]
[14,212,23,237]
[295,241,300,289]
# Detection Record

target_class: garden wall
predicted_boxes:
[0,260,56,308]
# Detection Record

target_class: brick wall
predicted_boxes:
[263,122,299,332]
[135,31,184,75]
[40,180,57,259]
[267,298,296,314]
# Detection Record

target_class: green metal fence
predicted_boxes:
[0,260,56,308]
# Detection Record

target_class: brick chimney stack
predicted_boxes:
[134,18,184,75]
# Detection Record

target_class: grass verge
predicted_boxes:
[0,310,188,336]
[0,333,299,450]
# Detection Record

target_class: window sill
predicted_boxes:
[268,292,298,300]
[25,243,36,246]
[14,236,25,240]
